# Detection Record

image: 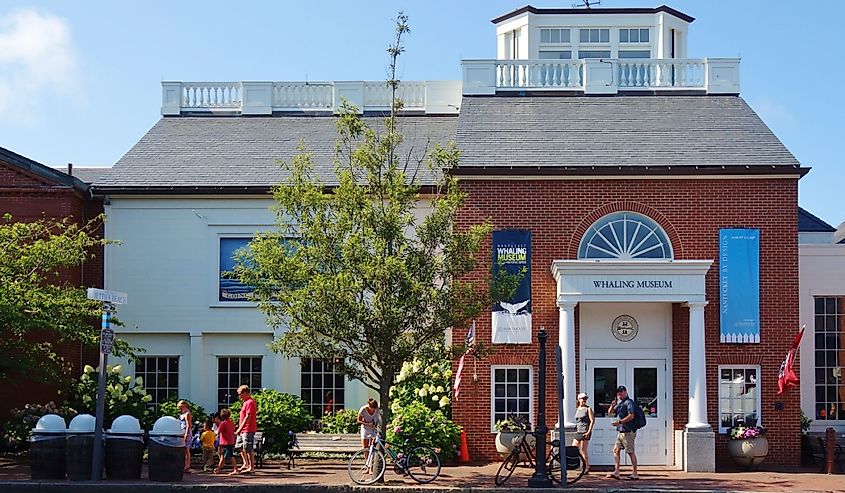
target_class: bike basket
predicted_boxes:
[564,446,581,470]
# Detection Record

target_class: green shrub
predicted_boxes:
[65,364,153,430]
[390,357,452,416]
[229,390,312,452]
[388,401,461,462]
[1,401,77,451]
[320,409,359,434]
[158,398,209,429]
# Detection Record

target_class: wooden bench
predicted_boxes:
[286,433,361,469]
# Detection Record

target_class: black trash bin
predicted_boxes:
[105,415,145,480]
[66,414,97,481]
[147,416,185,482]
[29,414,67,480]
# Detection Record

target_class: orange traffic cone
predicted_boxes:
[458,430,471,463]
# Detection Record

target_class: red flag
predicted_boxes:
[777,325,804,395]
[453,322,475,401]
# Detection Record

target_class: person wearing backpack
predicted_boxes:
[606,385,639,480]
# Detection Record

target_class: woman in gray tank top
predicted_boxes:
[572,392,595,474]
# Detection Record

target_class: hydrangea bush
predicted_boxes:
[319,409,359,434]
[389,358,453,415]
[66,364,153,429]
[229,390,312,453]
[1,401,77,451]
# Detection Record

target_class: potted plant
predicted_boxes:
[494,416,533,458]
[726,425,768,470]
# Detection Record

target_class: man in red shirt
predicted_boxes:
[235,385,258,473]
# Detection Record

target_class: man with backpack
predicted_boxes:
[606,385,642,480]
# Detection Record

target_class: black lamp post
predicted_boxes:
[528,327,553,488]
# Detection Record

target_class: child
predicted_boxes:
[214,408,238,475]
[177,400,193,473]
[200,420,216,472]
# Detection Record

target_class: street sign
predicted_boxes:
[87,288,128,305]
[100,327,115,355]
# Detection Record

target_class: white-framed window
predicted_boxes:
[814,296,844,421]
[620,28,650,43]
[578,50,611,59]
[577,211,673,260]
[718,365,761,433]
[619,50,651,59]
[217,356,262,409]
[135,356,180,406]
[491,366,533,431]
[540,28,571,44]
[579,28,609,43]
[539,50,572,60]
[301,358,346,418]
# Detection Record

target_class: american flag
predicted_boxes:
[777,325,804,395]
[453,321,476,401]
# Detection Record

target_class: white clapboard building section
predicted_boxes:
[97,82,457,415]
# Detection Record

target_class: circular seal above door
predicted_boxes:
[611,315,639,342]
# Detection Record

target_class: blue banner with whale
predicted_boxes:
[492,229,532,344]
[719,228,760,343]
[219,237,255,302]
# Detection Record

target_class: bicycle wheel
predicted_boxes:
[348,447,386,485]
[547,449,561,484]
[406,446,441,484]
[563,445,586,485]
[494,450,520,486]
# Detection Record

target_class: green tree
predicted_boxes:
[235,13,518,436]
[0,214,129,384]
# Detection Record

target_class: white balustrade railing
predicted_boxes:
[617,59,705,88]
[273,82,333,110]
[181,82,241,108]
[162,80,460,115]
[462,57,739,95]
[496,60,584,89]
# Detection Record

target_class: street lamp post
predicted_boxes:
[528,327,553,487]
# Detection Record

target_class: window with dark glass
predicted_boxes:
[301,358,345,418]
[135,356,179,406]
[814,297,844,420]
[492,367,532,428]
[217,356,262,409]
[579,28,609,43]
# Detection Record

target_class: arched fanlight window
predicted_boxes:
[578,212,673,260]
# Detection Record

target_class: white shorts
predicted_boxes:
[361,427,377,440]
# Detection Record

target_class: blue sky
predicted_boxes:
[1,0,842,225]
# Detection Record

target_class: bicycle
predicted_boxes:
[494,428,586,486]
[347,429,442,485]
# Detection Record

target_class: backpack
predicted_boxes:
[633,404,647,430]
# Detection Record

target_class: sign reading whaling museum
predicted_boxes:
[719,228,760,343]
[492,230,532,344]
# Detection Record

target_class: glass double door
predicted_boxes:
[585,359,667,465]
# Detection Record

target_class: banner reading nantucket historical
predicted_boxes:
[219,237,256,301]
[719,228,760,343]
[492,230,532,343]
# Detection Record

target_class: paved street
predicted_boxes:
[1,456,843,492]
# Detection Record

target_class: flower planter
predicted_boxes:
[727,436,768,470]
[495,432,535,459]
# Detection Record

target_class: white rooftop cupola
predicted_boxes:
[463,4,739,96]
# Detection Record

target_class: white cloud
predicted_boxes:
[0,8,79,123]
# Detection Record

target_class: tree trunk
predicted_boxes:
[376,373,394,484]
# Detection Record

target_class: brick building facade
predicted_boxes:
[0,147,103,418]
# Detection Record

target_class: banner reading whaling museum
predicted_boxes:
[719,228,760,343]
[492,230,532,343]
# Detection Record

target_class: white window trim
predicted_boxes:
[619,28,651,45]
[490,365,534,433]
[217,355,264,408]
[539,27,572,46]
[134,355,181,406]
[717,364,762,434]
[812,295,845,425]
[578,27,611,45]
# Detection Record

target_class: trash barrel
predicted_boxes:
[147,416,185,482]
[105,415,145,480]
[66,414,97,481]
[29,414,67,480]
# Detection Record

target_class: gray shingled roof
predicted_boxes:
[97,115,457,188]
[798,207,835,232]
[455,95,802,170]
[70,167,110,184]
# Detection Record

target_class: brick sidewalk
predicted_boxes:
[1,457,843,492]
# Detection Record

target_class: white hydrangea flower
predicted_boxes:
[115,383,123,393]
[439,396,451,408]
[391,402,401,413]
[112,365,123,374]
[431,372,439,379]
[83,365,95,374]
[436,386,444,393]
[412,361,421,373]
[124,376,132,384]
[422,383,430,391]
[142,394,153,402]
[431,395,439,402]
[444,369,453,378]
[135,376,144,386]
[419,388,428,397]
[82,395,92,403]
[119,394,128,402]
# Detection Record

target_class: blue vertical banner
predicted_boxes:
[719,228,760,343]
[492,230,532,344]
[219,237,255,301]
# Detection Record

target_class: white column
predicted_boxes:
[189,332,204,405]
[558,302,578,430]
[686,301,711,430]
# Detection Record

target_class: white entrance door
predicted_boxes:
[585,359,667,466]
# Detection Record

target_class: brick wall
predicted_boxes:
[0,160,102,419]
[452,177,800,468]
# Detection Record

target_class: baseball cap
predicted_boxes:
[577,393,588,399]
[615,385,627,392]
